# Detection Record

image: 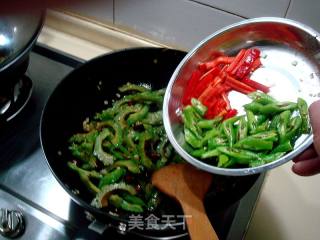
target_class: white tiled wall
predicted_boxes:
[194,0,290,18]
[63,0,113,25]
[114,0,243,50]
[286,0,320,33]
[63,0,320,49]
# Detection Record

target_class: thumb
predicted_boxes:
[309,100,320,155]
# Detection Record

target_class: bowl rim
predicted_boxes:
[163,17,319,176]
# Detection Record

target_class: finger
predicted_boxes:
[292,156,320,176]
[309,100,320,155]
[292,146,317,163]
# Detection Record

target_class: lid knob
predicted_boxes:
[0,208,25,238]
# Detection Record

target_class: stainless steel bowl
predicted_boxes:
[0,10,44,78]
[163,17,320,176]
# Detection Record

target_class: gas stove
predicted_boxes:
[0,44,264,240]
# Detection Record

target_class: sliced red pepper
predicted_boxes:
[184,48,265,119]
[216,98,227,111]
[204,96,218,112]
[182,70,202,105]
[214,98,228,118]
[224,85,232,92]
[242,78,270,93]
[218,109,228,117]
[205,108,217,119]
[249,57,262,73]
[194,71,214,98]
[224,109,238,120]
[198,51,226,71]
[211,73,225,88]
[198,77,224,104]
[216,98,227,109]
[234,48,260,79]
[204,97,217,119]
[225,75,256,94]
[226,49,246,74]
[201,83,231,108]
[199,85,218,106]
[193,67,220,98]
[199,56,234,71]
[199,66,220,81]
[221,92,231,110]
[205,98,226,119]
[198,62,208,72]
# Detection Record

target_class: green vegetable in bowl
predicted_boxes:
[67,83,183,213]
[183,91,310,168]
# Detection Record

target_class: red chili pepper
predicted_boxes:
[216,98,227,110]
[194,72,214,98]
[226,49,246,74]
[218,109,228,117]
[182,70,202,105]
[198,51,226,70]
[199,56,234,71]
[193,67,220,98]
[199,66,220,81]
[232,48,261,79]
[198,77,224,104]
[225,75,256,94]
[205,87,225,105]
[199,85,219,106]
[205,108,217,119]
[204,96,218,111]
[204,98,217,119]
[221,92,231,110]
[242,78,270,93]
[183,48,266,119]
[205,98,226,119]
[249,57,262,73]
[224,109,238,120]
[198,62,208,72]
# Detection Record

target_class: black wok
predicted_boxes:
[40,47,259,239]
[0,11,44,124]
[0,10,44,80]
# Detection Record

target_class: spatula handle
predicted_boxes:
[181,199,219,240]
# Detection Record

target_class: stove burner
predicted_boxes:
[0,75,32,124]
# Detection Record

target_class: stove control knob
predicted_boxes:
[0,208,25,238]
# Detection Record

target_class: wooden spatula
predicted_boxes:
[152,163,219,240]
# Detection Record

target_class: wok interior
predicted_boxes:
[41,48,259,228]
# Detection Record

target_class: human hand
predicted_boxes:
[292,100,320,176]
